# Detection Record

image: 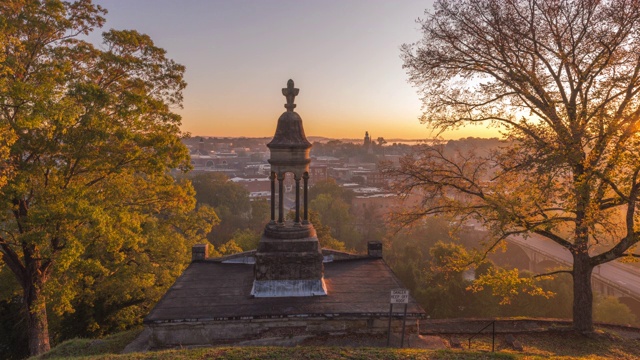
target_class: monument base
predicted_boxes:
[251,278,327,297]
[263,222,315,239]
[253,224,325,297]
[254,228,324,281]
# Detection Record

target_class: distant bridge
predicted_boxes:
[506,234,640,317]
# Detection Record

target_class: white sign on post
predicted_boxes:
[390,288,409,304]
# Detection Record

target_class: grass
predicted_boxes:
[32,347,519,360]
[30,327,640,360]
[461,329,640,359]
[31,328,143,360]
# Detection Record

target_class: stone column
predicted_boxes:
[278,174,284,224]
[303,172,309,224]
[269,172,275,224]
[294,174,301,224]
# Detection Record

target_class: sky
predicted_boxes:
[93,0,500,140]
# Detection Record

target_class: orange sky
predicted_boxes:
[95,0,502,140]
[177,96,502,140]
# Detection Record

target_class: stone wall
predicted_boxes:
[147,316,420,350]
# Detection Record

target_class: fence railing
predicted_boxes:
[468,320,495,352]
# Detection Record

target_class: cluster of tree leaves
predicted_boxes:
[309,178,395,251]
[593,296,638,325]
[308,179,369,251]
[0,0,218,357]
[190,173,251,238]
[185,172,268,254]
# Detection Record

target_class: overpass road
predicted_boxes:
[507,234,640,300]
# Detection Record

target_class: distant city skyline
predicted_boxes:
[93,0,501,140]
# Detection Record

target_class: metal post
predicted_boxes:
[269,173,275,223]
[294,175,300,224]
[386,304,393,347]
[278,175,284,223]
[400,303,408,348]
[492,321,495,352]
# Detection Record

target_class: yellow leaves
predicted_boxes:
[87,320,100,333]
[618,251,640,264]
[428,241,470,274]
[0,125,15,189]
[217,240,243,256]
[469,267,554,305]
[229,229,260,252]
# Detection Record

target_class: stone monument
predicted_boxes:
[251,79,327,297]
[141,80,425,349]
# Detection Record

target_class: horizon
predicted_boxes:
[185,134,500,142]
[92,0,502,141]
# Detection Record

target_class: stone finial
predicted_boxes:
[282,79,299,111]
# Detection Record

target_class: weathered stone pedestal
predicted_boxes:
[252,222,326,297]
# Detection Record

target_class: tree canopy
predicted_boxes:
[0,0,216,355]
[395,0,640,332]
[188,172,270,246]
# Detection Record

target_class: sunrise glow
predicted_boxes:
[93,0,502,140]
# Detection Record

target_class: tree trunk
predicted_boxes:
[572,254,594,332]
[24,280,50,356]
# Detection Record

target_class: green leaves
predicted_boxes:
[0,0,215,353]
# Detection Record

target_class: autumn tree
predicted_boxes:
[310,194,363,250]
[188,172,256,244]
[395,0,640,332]
[51,203,217,340]
[0,20,15,189]
[0,0,216,355]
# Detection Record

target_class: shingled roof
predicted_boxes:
[145,256,425,324]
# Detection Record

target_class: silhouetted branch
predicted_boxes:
[534,270,573,278]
